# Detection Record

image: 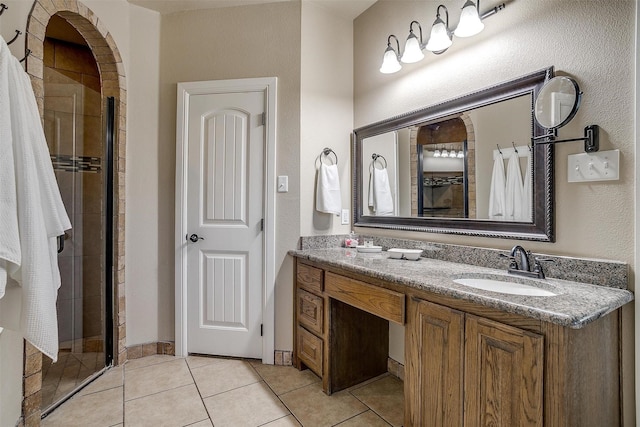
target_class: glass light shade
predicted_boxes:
[433,148,441,157]
[441,148,449,157]
[457,150,464,158]
[401,34,425,63]
[454,1,485,38]
[425,19,452,52]
[380,47,402,74]
[449,149,458,158]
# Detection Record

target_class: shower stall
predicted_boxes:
[40,23,114,412]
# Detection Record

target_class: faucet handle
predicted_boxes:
[532,257,555,279]
[499,253,518,270]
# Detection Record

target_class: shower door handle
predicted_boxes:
[57,232,70,253]
[187,234,204,243]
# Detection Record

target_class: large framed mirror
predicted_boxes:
[352,67,555,241]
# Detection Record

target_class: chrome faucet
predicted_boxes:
[500,245,553,279]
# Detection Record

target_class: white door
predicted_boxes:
[185,90,265,358]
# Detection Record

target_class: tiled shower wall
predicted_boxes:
[43,37,104,352]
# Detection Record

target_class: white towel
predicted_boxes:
[0,38,20,300]
[316,163,341,215]
[505,151,524,221]
[0,37,72,362]
[488,156,506,219]
[371,167,394,216]
[522,152,532,222]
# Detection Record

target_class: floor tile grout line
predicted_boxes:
[330,408,384,427]
[186,358,215,425]
[124,381,196,403]
[247,362,306,426]
[348,392,395,427]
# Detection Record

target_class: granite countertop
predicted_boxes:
[290,248,634,329]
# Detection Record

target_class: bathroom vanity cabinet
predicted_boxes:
[293,258,623,427]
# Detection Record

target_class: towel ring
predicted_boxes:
[320,147,338,165]
[371,153,387,169]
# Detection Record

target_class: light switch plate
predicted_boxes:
[341,209,350,225]
[277,175,288,193]
[568,149,620,182]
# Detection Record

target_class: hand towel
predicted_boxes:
[522,151,532,222]
[368,170,374,211]
[316,163,342,215]
[488,156,506,219]
[0,36,72,362]
[505,151,524,221]
[372,167,394,216]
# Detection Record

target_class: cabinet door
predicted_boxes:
[464,315,543,427]
[406,298,464,426]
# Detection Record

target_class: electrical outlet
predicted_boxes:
[341,209,350,225]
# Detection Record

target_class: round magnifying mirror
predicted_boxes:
[534,76,581,129]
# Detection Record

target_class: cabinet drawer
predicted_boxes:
[298,289,324,336]
[297,262,324,294]
[297,325,323,377]
[325,272,405,325]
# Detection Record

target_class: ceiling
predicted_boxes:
[127,0,376,19]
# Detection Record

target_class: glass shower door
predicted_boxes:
[41,77,106,411]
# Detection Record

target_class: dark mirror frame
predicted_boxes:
[352,67,555,242]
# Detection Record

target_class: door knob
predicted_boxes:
[187,234,204,243]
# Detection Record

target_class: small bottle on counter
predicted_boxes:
[345,232,359,248]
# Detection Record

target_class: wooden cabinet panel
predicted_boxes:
[406,298,464,427]
[297,263,323,294]
[297,325,323,377]
[297,288,324,336]
[325,272,405,324]
[464,314,544,427]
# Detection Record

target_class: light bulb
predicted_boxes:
[426,18,452,52]
[454,0,484,38]
[441,147,449,157]
[401,33,425,63]
[433,147,441,157]
[379,47,401,74]
[457,150,464,158]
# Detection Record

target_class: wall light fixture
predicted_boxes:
[379,35,402,74]
[380,1,506,74]
[401,21,425,63]
[425,5,452,53]
[454,0,484,37]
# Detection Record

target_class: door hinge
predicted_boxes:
[259,112,266,126]
[260,324,263,336]
[261,218,264,231]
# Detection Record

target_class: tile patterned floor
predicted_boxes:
[41,351,105,409]
[41,354,404,426]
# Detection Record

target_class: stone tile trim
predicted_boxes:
[299,235,628,289]
[22,0,128,424]
[274,350,293,366]
[387,357,405,382]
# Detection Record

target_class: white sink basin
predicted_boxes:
[452,277,557,297]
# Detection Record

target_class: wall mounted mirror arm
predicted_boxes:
[533,124,599,153]
[532,75,600,152]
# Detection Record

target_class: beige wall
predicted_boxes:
[158,2,302,349]
[300,1,353,236]
[355,1,635,424]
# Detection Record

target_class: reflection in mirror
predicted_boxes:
[534,76,580,129]
[353,67,554,241]
[362,94,533,222]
